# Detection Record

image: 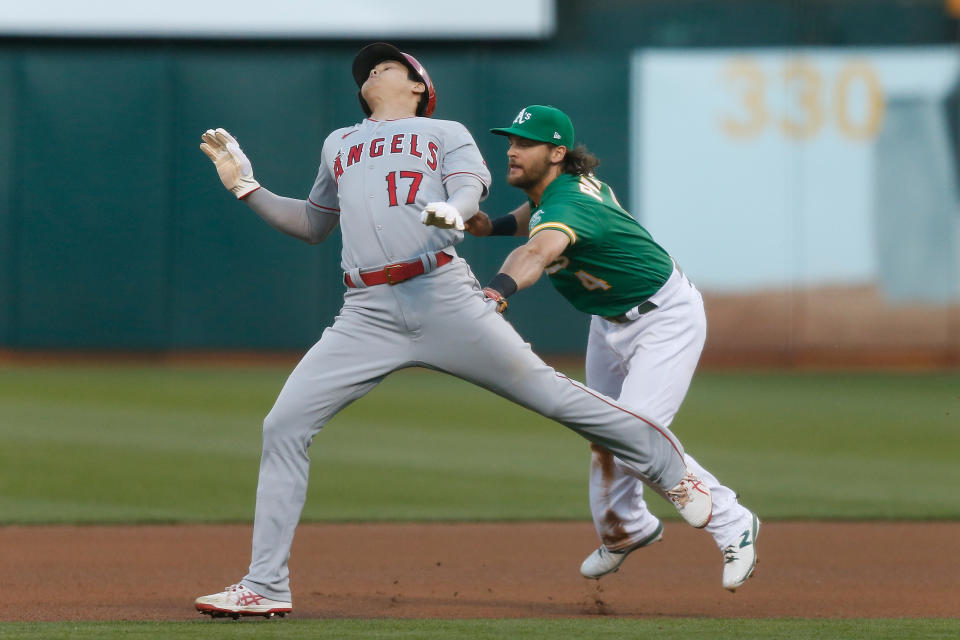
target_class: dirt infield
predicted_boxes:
[3,521,958,621]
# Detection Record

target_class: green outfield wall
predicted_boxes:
[0,0,955,353]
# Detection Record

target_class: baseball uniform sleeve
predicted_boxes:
[245,188,339,244]
[306,132,343,216]
[443,181,485,220]
[529,192,594,246]
[440,122,491,200]
[529,207,579,244]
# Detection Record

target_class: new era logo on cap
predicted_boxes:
[554,132,561,139]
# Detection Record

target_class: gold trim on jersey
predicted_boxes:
[529,222,577,244]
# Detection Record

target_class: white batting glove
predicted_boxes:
[199,128,261,199]
[420,202,465,231]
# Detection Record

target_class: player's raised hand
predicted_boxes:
[200,128,261,199]
[420,202,465,231]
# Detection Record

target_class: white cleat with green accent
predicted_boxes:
[580,522,665,579]
[722,514,760,592]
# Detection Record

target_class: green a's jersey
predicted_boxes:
[529,173,673,317]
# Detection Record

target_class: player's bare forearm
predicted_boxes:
[510,202,532,235]
[498,229,569,290]
[498,245,547,289]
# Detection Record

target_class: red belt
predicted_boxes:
[344,251,453,288]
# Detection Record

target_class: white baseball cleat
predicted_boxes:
[666,471,712,528]
[722,513,760,592]
[580,522,664,579]
[195,583,292,619]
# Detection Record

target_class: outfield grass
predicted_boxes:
[0,618,958,639]
[0,365,958,524]
[1,365,957,636]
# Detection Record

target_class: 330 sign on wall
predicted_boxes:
[719,58,885,141]
[632,47,959,292]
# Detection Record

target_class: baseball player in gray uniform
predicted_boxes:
[193,43,713,619]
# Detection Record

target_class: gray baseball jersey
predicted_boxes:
[308,117,489,270]
[237,116,692,603]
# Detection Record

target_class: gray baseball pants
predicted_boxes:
[241,257,687,601]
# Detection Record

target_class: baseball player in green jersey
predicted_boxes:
[458,105,759,592]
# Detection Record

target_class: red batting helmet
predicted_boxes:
[352,42,436,118]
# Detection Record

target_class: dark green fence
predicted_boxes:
[0,0,954,352]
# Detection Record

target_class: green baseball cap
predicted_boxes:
[491,105,575,148]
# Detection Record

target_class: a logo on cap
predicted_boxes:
[554,132,561,139]
[513,108,532,125]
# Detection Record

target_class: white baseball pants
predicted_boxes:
[585,265,754,552]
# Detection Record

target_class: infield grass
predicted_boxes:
[1,618,958,639]
[0,364,958,524]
